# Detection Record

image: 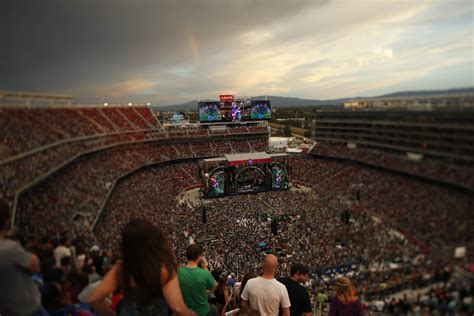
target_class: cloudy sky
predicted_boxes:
[1,0,473,106]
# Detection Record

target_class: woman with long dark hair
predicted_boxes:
[214,274,231,313]
[234,272,257,309]
[89,219,195,316]
[328,276,363,316]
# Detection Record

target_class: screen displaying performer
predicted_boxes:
[199,99,271,122]
[231,101,242,121]
[221,100,251,121]
[208,171,225,196]
[220,100,270,121]
[271,164,288,190]
[198,102,221,122]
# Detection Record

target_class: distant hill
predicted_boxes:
[154,100,207,112]
[377,87,474,98]
[154,87,474,111]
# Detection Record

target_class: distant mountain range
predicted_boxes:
[153,87,474,112]
[375,87,474,98]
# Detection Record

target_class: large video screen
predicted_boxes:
[250,100,271,120]
[199,102,221,122]
[220,100,271,122]
[208,170,226,197]
[199,100,271,122]
[271,163,288,190]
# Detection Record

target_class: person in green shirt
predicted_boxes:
[317,289,329,311]
[178,244,217,316]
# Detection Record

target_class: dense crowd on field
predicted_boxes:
[14,146,474,265]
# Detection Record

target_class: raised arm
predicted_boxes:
[220,288,234,316]
[161,268,196,316]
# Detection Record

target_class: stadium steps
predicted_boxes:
[132,107,157,129]
[98,108,122,132]
[247,139,255,152]
[116,108,141,130]
[76,109,108,133]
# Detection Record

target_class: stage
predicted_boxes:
[198,152,289,198]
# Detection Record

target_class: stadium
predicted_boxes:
[1,1,473,315]
[0,89,473,315]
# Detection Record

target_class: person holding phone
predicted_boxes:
[178,244,217,316]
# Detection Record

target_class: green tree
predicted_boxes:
[283,125,292,137]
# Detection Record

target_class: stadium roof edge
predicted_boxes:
[0,90,73,100]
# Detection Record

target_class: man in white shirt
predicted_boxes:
[241,254,291,316]
[54,236,71,267]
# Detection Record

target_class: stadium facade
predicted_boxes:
[313,110,474,163]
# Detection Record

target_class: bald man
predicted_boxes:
[241,254,291,316]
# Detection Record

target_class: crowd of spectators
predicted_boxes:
[2,108,473,315]
[2,171,473,315]
[0,107,160,159]
[293,155,473,256]
[2,160,474,315]
[10,151,474,264]
[13,136,268,243]
[89,158,472,311]
[0,107,265,164]
[368,276,474,315]
[309,142,474,191]
[0,107,268,205]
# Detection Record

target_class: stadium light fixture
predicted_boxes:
[104,102,108,106]
[128,102,132,106]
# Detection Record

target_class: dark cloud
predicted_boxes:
[1,0,471,104]
[1,0,316,94]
